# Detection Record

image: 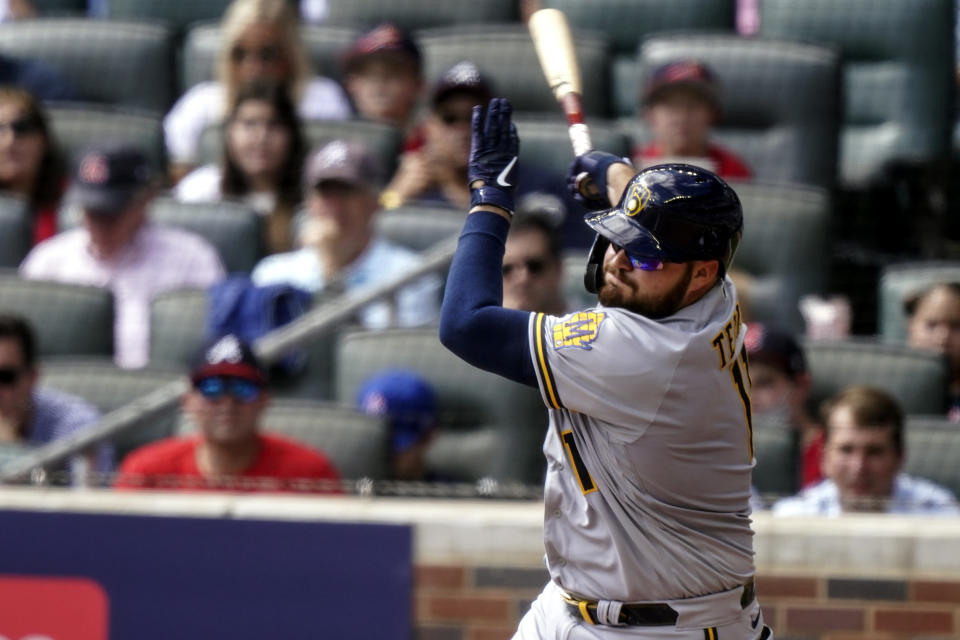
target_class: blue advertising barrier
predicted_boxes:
[0,510,412,640]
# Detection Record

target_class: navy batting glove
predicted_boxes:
[567,151,631,211]
[468,97,519,216]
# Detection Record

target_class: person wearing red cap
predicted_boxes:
[114,334,341,493]
[634,60,752,181]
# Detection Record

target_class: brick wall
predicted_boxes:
[413,566,960,640]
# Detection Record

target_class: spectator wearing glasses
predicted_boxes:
[174,81,307,254]
[19,142,225,369]
[252,139,440,328]
[0,86,67,244]
[502,202,568,315]
[114,334,341,493]
[0,313,112,481]
[163,0,350,184]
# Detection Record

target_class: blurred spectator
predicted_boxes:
[175,81,307,254]
[633,60,751,180]
[0,313,112,482]
[0,86,66,244]
[0,0,36,20]
[0,53,75,103]
[341,23,424,134]
[19,142,225,368]
[114,333,341,492]
[356,369,439,482]
[772,386,959,515]
[163,0,350,183]
[252,139,440,328]
[502,204,567,315]
[745,323,824,490]
[904,281,960,421]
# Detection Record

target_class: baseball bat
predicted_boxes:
[527,8,600,200]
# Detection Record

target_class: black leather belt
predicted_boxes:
[564,577,756,627]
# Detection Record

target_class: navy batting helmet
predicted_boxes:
[582,163,743,293]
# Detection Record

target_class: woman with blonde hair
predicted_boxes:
[0,85,66,244]
[163,0,349,183]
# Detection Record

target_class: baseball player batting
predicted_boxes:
[439,97,772,639]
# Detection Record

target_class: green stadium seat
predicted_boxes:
[513,114,631,181]
[758,0,955,187]
[38,358,183,462]
[903,415,960,498]
[148,288,210,370]
[801,337,949,416]
[541,0,736,118]
[374,203,463,253]
[752,416,800,499]
[322,0,517,31]
[0,18,176,114]
[177,399,391,480]
[0,194,31,269]
[730,181,831,334]
[104,0,234,36]
[335,327,547,484]
[631,35,842,189]
[417,24,611,117]
[0,272,113,358]
[877,262,960,342]
[181,23,359,92]
[46,103,166,171]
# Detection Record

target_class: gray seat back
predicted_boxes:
[335,328,547,484]
[903,415,960,498]
[0,273,113,358]
[105,0,234,35]
[877,262,960,342]
[374,204,463,252]
[47,104,166,171]
[632,34,842,188]
[514,115,632,181]
[0,194,31,268]
[758,0,955,186]
[149,288,210,371]
[802,337,949,415]
[0,18,176,114]
[177,399,390,481]
[323,0,517,30]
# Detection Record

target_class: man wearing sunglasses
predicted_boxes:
[440,99,771,638]
[114,334,340,493]
[502,208,568,316]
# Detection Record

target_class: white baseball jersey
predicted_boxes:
[527,277,755,602]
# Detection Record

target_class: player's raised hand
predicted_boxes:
[467,97,519,216]
[567,150,631,211]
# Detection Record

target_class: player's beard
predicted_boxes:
[598,262,694,319]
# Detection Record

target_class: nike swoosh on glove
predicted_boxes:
[467,97,519,216]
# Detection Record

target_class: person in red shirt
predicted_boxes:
[633,60,752,181]
[114,334,340,493]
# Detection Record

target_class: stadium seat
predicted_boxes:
[59,196,264,274]
[46,103,166,170]
[177,399,391,480]
[758,0,955,187]
[877,262,960,343]
[541,0,736,118]
[801,337,949,416]
[38,358,183,462]
[0,272,113,358]
[0,18,176,114]
[148,288,209,370]
[752,416,800,500]
[195,118,404,177]
[374,203,463,252]
[417,24,612,117]
[322,0,517,31]
[104,0,234,36]
[513,115,632,182]
[731,181,831,334]
[903,415,960,498]
[334,327,548,484]
[0,194,31,269]
[561,249,593,312]
[181,23,359,92]
[630,34,842,189]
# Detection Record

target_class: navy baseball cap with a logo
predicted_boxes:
[341,22,422,73]
[68,142,154,214]
[190,334,267,386]
[430,60,493,109]
[642,60,720,111]
[356,369,437,452]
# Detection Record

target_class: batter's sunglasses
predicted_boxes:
[610,243,664,271]
[193,376,263,403]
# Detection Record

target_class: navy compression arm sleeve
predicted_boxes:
[439,211,537,386]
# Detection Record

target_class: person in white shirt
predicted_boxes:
[772,385,960,516]
[163,0,350,183]
[19,143,225,369]
[252,139,439,328]
[175,80,307,255]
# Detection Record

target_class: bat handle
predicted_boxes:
[567,122,602,202]
[575,172,601,200]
